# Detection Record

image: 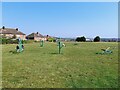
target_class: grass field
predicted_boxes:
[2,42,118,88]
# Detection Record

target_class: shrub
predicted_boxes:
[12,39,18,44]
[48,38,56,42]
[2,38,7,44]
[1,38,22,44]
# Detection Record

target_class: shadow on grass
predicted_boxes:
[95,52,113,55]
[9,50,19,54]
[50,52,64,55]
[73,43,78,45]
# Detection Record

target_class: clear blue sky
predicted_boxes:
[2,2,118,38]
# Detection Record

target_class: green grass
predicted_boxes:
[2,42,118,88]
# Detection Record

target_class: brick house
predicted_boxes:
[0,26,26,40]
[26,32,46,41]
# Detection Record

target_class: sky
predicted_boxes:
[2,2,118,38]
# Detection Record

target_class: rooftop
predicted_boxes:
[0,27,25,35]
[27,32,44,38]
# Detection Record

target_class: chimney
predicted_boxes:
[2,26,5,29]
[16,28,18,31]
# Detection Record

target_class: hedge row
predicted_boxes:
[0,38,57,44]
[0,38,28,44]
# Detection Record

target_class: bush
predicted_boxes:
[2,38,17,44]
[6,39,13,44]
[34,40,37,43]
[2,38,8,44]
[1,38,26,44]
[13,39,18,44]
[48,38,56,42]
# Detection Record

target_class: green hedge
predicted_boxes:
[1,38,18,44]
[0,38,38,44]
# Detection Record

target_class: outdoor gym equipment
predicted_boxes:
[16,38,24,53]
[57,39,64,54]
[96,47,112,55]
[101,47,112,54]
[40,40,44,47]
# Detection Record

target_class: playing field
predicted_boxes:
[2,42,118,88]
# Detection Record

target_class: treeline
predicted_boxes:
[76,36,100,42]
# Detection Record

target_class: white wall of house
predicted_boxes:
[16,35,26,40]
[34,37,46,41]
[5,34,13,38]
[2,34,26,40]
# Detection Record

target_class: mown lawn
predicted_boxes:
[2,42,118,88]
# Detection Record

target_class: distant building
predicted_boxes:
[26,32,46,41]
[0,26,26,40]
[86,38,93,42]
[44,35,52,41]
[101,38,118,42]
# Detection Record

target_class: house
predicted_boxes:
[0,26,26,40]
[26,32,46,41]
[44,35,52,41]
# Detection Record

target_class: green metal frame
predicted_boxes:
[17,38,23,53]
[40,40,44,47]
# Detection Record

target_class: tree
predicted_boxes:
[76,37,81,42]
[76,36,86,42]
[81,36,86,42]
[94,36,100,42]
